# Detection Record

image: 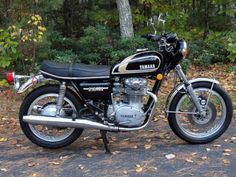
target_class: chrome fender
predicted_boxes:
[165,78,219,116]
[15,75,50,94]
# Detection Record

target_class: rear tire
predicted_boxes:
[168,82,232,144]
[19,85,83,149]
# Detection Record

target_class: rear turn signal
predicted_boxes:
[6,71,15,84]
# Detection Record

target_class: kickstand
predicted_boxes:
[100,130,111,154]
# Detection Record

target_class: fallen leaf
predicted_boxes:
[191,152,197,156]
[135,164,143,173]
[0,138,8,142]
[223,153,231,156]
[224,149,232,153]
[91,146,97,150]
[144,144,152,150]
[153,117,159,122]
[48,161,60,165]
[231,137,236,140]
[123,170,128,174]
[165,154,176,160]
[60,155,69,160]
[28,162,36,167]
[10,139,18,145]
[0,168,7,172]
[185,159,194,163]
[83,136,90,140]
[223,159,230,164]
[112,151,121,155]
[86,153,93,158]
[78,164,84,170]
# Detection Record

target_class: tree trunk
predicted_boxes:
[192,0,196,11]
[116,0,134,38]
[203,0,209,39]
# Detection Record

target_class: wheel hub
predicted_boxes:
[188,101,217,128]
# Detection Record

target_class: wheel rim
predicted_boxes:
[175,88,227,139]
[27,93,76,142]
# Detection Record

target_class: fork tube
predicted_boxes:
[175,65,203,113]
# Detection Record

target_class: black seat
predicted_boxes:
[40,60,111,79]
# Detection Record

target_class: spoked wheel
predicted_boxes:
[168,82,233,143]
[19,85,83,148]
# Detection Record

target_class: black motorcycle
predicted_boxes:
[7,32,233,152]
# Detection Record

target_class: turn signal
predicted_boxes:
[156,74,163,81]
[182,48,188,59]
[6,71,15,84]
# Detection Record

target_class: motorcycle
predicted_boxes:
[6,32,233,153]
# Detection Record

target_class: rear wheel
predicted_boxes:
[19,85,83,148]
[168,82,232,144]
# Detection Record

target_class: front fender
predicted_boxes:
[15,75,50,94]
[165,78,219,116]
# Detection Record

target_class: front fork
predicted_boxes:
[175,65,204,115]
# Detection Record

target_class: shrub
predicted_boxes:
[188,39,228,67]
[225,31,236,63]
[0,26,21,68]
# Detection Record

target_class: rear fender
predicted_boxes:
[165,78,219,116]
[15,75,51,94]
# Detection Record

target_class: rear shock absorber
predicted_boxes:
[56,82,66,116]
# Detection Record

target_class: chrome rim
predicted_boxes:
[28,93,76,142]
[175,88,227,139]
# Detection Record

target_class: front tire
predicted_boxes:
[168,82,232,144]
[19,85,83,148]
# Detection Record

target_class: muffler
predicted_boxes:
[23,115,119,131]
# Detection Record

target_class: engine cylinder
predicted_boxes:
[107,78,148,127]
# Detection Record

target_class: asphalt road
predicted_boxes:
[0,110,236,177]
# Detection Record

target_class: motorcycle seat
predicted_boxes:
[40,60,111,79]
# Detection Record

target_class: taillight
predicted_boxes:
[6,71,15,84]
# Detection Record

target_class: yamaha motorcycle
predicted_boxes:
[6,32,233,152]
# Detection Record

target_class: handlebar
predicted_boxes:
[141,32,177,43]
[141,34,162,41]
[141,32,178,53]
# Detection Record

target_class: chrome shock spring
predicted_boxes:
[56,82,66,116]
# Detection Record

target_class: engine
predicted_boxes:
[107,78,148,127]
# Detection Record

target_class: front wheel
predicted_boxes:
[168,82,233,144]
[19,85,83,148]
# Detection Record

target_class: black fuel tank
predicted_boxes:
[112,51,163,75]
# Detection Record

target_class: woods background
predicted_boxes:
[0,0,236,80]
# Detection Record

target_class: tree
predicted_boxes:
[116,0,134,38]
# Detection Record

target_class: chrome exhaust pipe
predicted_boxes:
[23,91,157,132]
[23,115,119,131]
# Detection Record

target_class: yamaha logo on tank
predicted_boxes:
[139,64,155,70]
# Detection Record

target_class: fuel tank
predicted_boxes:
[112,51,163,75]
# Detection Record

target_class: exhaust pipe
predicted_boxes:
[23,91,157,132]
[23,115,119,131]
